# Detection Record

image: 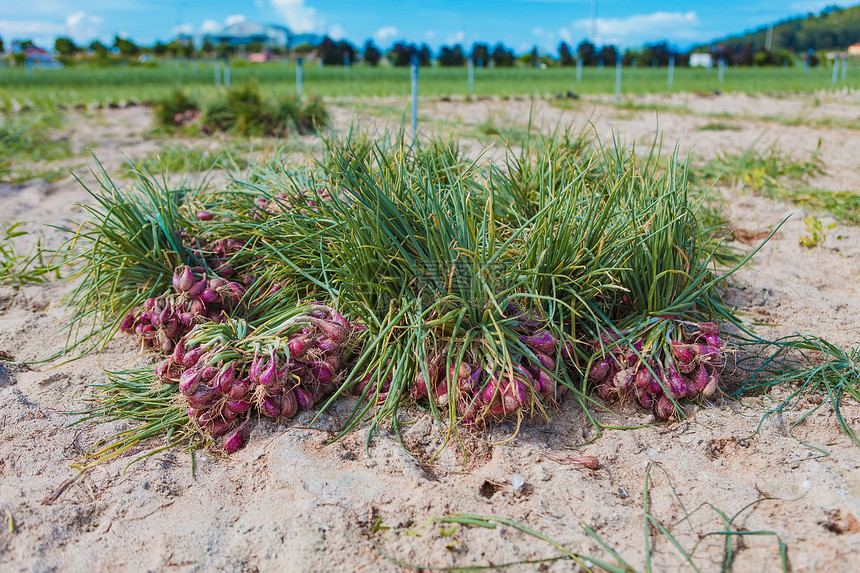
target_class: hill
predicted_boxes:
[706,4,860,53]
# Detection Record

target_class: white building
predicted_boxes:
[689,53,714,68]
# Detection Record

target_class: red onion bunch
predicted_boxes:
[154,305,361,451]
[119,264,245,352]
[185,237,247,278]
[252,189,331,218]
[354,304,574,427]
[588,322,726,419]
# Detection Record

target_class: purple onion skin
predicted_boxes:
[187,279,206,298]
[176,265,195,292]
[259,352,278,387]
[223,425,245,452]
[294,387,313,411]
[197,211,214,221]
[655,394,676,419]
[698,322,720,336]
[637,389,655,409]
[225,400,252,415]
[120,313,135,332]
[589,358,613,382]
[230,378,251,399]
[693,367,709,393]
[311,318,348,344]
[280,389,298,418]
[702,369,719,397]
[635,368,652,389]
[199,289,220,304]
[311,361,333,384]
[519,330,556,355]
[261,395,281,418]
[670,341,696,363]
[207,419,232,436]
[178,368,202,395]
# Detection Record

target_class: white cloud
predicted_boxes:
[0,19,64,46]
[172,24,193,36]
[569,11,700,48]
[65,11,102,43]
[225,14,247,27]
[559,27,572,44]
[200,20,221,34]
[269,0,318,34]
[446,30,465,45]
[374,26,399,44]
[531,27,558,52]
[424,30,436,41]
[327,24,345,40]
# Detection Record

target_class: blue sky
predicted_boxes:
[0,1,856,53]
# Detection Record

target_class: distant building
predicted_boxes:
[202,21,321,50]
[689,53,713,68]
[12,43,63,68]
[848,43,860,56]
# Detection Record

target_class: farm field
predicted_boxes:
[1,62,858,108]
[1,90,860,572]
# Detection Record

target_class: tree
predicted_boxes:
[55,37,78,56]
[388,43,413,66]
[200,39,214,56]
[438,44,465,66]
[113,35,140,57]
[152,41,169,56]
[577,40,596,65]
[558,41,574,66]
[598,45,618,64]
[0,36,4,54]
[89,40,109,56]
[418,44,431,66]
[640,41,674,67]
[363,40,381,66]
[470,42,489,66]
[318,37,356,66]
[491,43,514,67]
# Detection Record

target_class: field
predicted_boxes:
[1,84,860,572]
[1,61,858,108]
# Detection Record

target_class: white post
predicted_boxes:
[832,57,840,85]
[214,60,221,87]
[614,55,622,104]
[576,56,582,82]
[718,58,725,84]
[411,54,419,145]
[296,57,303,101]
[224,60,231,88]
[467,58,474,92]
[842,58,847,81]
[668,55,675,90]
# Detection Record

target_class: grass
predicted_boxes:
[0,222,62,286]
[371,462,789,571]
[122,145,249,176]
[735,335,860,446]
[0,109,76,183]
[1,63,856,110]
[696,141,860,224]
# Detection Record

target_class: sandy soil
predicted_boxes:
[2,93,860,572]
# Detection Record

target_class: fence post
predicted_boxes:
[214,60,221,87]
[411,53,419,145]
[668,55,675,90]
[718,58,725,84]
[615,54,622,104]
[468,57,474,92]
[576,56,582,82]
[224,59,231,88]
[296,57,303,101]
[832,57,840,85]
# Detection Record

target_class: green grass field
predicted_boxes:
[0,60,855,108]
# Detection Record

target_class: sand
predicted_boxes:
[1,92,859,572]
